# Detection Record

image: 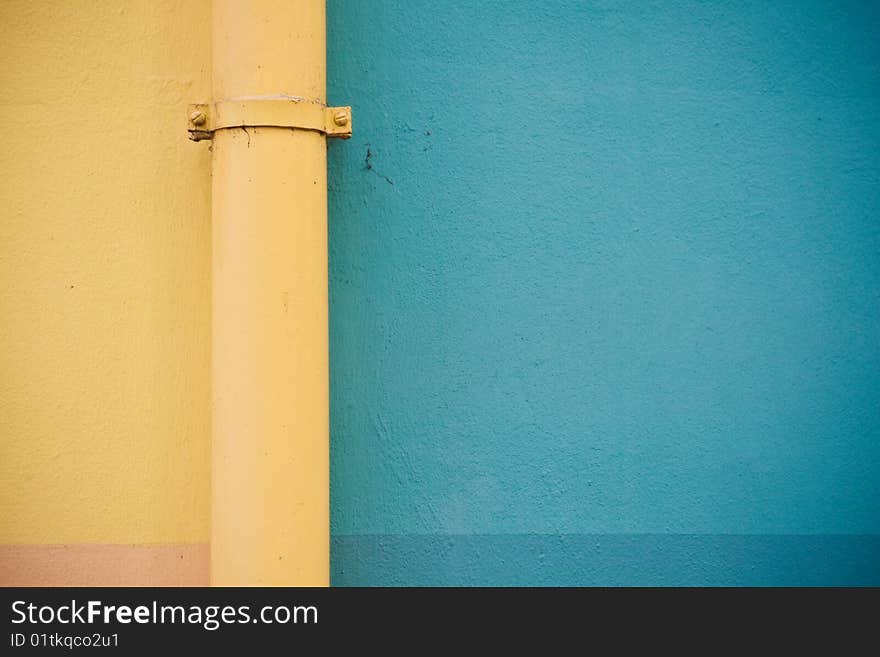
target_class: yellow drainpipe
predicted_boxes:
[200,0,350,586]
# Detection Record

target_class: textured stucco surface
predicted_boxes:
[328,0,880,584]
[0,0,212,545]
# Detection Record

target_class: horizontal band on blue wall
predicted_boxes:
[332,534,880,586]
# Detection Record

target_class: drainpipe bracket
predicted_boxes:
[187,100,352,141]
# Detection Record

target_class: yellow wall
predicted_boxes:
[0,0,211,579]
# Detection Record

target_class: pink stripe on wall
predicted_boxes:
[0,544,209,586]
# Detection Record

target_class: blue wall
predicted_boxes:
[328,0,880,585]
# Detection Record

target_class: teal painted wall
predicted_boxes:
[328,0,880,585]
